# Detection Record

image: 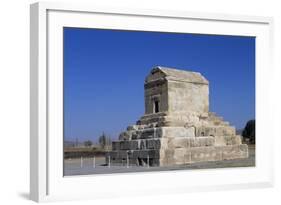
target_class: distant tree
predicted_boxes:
[98,132,112,149]
[242,120,255,144]
[84,140,92,147]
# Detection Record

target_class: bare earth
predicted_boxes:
[64,145,255,176]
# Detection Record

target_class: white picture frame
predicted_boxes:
[30,2,274,202]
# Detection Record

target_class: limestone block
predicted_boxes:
[183,152,192,164]
[174,148,186,157]
[118,140,139,150]
[219,126,235,136]
[196,126,235,137]
[131,140,140,150]
[214,135,242,146]
[162,127,195,138]
[163,113,200,127]
[112,141,120,150]
[119,141,129,150]
[110,150,161,161]
[146,139,163,149]
[221,144,248,160]
[119,131,133,140]
[186,127,196,137]
[195,126,215,136]
[131,150,160,159]
[233,135,242,145]
[164,149,175,158]
[131,131,140,140]
[109,151,128,159]
[190,146,222,162]
[167,136,215,149]
[127,125,138,131]
[168,137,190,149]
[173,148,191,164]
[168,81,209,114]
[139,139,146,150]
[225,135,241,145]
[139,128,160,139]
[214,136,226,146]
[182,114,200,125]
[190,136,215,147]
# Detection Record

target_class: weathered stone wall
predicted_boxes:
[159,144,248,166]
[144,80,169,114]
[168,80,209,115]
[108,138,247,166]
[113,135,242,151]
[195,126,235,136]
[119,126,196,141]
[144,68,209,116]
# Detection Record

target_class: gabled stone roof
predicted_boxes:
[149,66,209,85]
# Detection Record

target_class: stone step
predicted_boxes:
[108,144,249,166]
[195,126,235,137]
[112,136,216,151]
[208,116,224,122]
[208,112,224,121]
[221,121,230,126]
[212,120,230,126]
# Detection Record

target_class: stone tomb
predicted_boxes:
[108,66,248,166]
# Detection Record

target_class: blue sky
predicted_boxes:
[64,27,255,142]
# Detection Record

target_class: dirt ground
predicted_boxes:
[64,145,255,176]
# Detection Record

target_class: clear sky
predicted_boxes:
[64,27,255,142]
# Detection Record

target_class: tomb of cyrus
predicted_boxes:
[108,66,248,166]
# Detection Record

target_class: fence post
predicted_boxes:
[108,155,111,168]
[127,153,129,168]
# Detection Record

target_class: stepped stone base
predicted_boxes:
[108,111,249,167]
[108,132,248,167]
[107,144,248,167]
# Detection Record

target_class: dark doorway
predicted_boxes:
[154,100,159,113]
